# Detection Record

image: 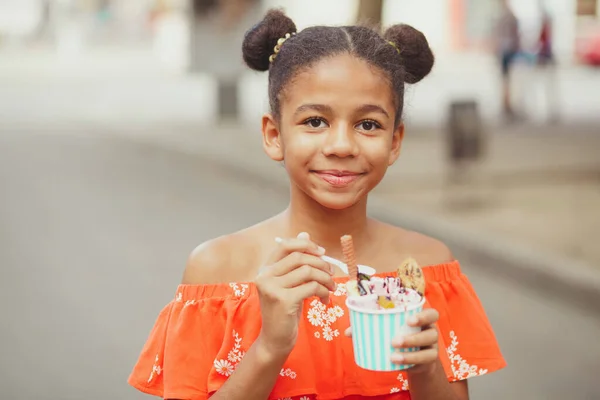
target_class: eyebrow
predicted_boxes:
[293,103,390,119]
[293,104,333,118]
[355,104,390,118]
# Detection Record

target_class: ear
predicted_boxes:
[262,113,284,162]
[388,122,404,166]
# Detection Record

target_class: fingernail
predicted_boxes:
[275,237,283,244]
[330,265,335,274]
[317,246,326,255]
[297,232,309,239]
[408,316,418,325]
[393,337,404,347]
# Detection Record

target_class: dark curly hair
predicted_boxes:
[242,9,435,127]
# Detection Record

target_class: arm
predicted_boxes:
[167,342,285,400]
[182,238,287,399]
[407,362,469,400]
[210,337,288,400]
[181,233,334,400]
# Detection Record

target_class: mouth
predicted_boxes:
[311,170,365,187]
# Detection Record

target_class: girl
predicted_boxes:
[129,9,506,400]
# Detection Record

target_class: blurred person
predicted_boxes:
[537,5,553,66]
[493,0,520,120]
[128,9,506,400]
[535,2,559,123]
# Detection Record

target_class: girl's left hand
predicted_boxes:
[345,308,440,374]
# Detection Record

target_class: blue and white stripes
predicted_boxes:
[347,298,424,371]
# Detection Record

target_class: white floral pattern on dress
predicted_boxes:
[175,292,183,302]
[447,331,489,380]
[390,372,410,393]
[279,368,297,379]
[183,299,197,308]
[306,299,344,341]
[214,359,235,376]
[147,354,162,383]
[332,282,347,297]
[227,331,245,363]
[214,330,298,380]
[214,330,245,377]
[229,283,249,297]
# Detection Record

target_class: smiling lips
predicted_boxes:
[313,170,364,187]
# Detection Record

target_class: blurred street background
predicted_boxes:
[1,0,599,399]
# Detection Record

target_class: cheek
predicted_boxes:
[282,132,320,159]
[362,138,393,165]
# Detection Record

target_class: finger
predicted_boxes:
[271,252,334,277]
[407,308,439,327]
[277,264,336,292]
[268,236,325,265]
[291,281,331,304]
[392,328,438,349]
[344,327,352,337]
[391,348,438,366]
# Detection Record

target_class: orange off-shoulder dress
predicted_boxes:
[128,261,506,399]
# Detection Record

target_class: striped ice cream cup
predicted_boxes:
[346,294,425,371]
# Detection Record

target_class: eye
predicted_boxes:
[356,120,381,132]
[303,117,329,129]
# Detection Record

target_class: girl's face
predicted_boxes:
[262,53,403,210]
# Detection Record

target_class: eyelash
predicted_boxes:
[302,117,327,128]
[358,119,382,130]
[302,117,382,131]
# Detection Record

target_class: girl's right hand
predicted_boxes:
[254,232,336,360]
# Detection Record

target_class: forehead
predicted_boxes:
[281,53,395,112]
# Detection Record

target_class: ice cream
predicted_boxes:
[341,235,427,371]
[341,234,425,310]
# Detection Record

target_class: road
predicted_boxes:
[1,131,599,400]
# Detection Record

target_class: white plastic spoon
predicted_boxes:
[321,255,376,276]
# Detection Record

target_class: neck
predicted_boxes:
[281,188,373,257]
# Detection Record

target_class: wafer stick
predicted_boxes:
[341,235,358,279]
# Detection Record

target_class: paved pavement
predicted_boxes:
[65,118,599,269]
[1,130,600,399]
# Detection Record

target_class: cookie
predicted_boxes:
[397,257,426,296]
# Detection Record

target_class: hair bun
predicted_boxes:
[242,9,297,72]
[384,24,434,84]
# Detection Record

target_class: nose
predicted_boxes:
[322,123,359,158]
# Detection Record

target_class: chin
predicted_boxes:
[311,192,363,211]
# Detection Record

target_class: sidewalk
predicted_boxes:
[46,119,598,269]
[5,117,600,309]
[129,120,600,308]
[1,47,599,305]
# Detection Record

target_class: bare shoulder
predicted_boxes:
[182,229,261,285]
[377,221,455,267]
